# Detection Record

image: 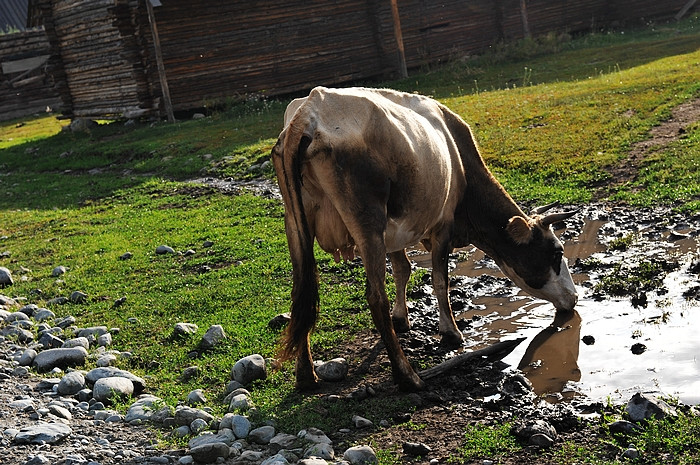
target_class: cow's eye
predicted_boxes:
[552,251,563,274]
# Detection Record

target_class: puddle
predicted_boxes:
[408,206,700,404]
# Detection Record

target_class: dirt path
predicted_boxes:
[597,96,700,198]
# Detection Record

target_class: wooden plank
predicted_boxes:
[1,55,49,74]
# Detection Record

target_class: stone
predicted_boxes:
[18,348,37,366]
[314,358,349,381]
[512,419,557,441]
[199,324,226,350]
[119,252,133,260]
[0,266,14,285]
[78,326,108,338]
[97,332,112,347]
[173,425,191,438]
[156,245,176,255]
[96,354,117,367]
[269,433,301,453]
[1,325,34,343]
[92,376,135,402]
[58,371,86,395]
[221,414,251,439]
[62,337,90,349]
[609,420,642,434]
[298,459,328,465]
[298,428,332,445]
[189,442,230,463]
[188,430,236,448]
[187,388,207,405]
[85,367,146,392]
[39,332,63,349]
[174,406,215,426]
[33,308,55,322]
[232,354,266,385]
[48,404,72,420]
[403,442,432,456]
[52,266,67,277]
[181,366,200,381]
[14,422,72,445]
[174,322,199,337]
[626,392,677,422]
[529,433,554,448]
[623,446,639,459]
[248,425,276,444]
[125,395,165,423]
[25,455,52,465]
[6,311,29,322]
[69,291,88,304]
[352,415,373,429]
[343,445,377,465]
[261,454,290,465]
[304,442,335,460]
[228,393,254,412]
[32,347,88,372]
[190,418,209,434]
[268,312,291,330]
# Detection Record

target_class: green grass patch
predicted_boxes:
[449,422,521,463]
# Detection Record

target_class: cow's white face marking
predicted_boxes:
[500,256,578,310]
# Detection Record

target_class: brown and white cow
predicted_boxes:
[271,86,577,391]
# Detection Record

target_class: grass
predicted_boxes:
[449,422,521,464]
[1,13,700,465]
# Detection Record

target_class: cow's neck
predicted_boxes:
[455,153,525,258]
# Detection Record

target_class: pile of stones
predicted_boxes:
[0,294,379,465]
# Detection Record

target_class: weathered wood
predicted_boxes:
[419,337,526,380]
[146,0,174,122]
[389,0,408,78]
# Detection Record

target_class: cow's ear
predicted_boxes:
[506,216,533,245]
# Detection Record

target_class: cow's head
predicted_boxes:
[494,207,578,311]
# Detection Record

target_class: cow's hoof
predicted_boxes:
[439,331,464,349]
[397,373,426,392]
[392,316,411,334]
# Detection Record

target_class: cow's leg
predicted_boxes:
[430,232,464,347]
[361,238,425,391]
[389,249,411,333]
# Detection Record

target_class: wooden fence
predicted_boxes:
[13,0,699,120]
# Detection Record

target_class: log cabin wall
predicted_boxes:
[32,0,696,119]
[0,28,62,120]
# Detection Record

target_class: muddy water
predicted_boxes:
[410,211,700,404]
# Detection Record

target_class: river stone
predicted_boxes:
[52,266,67,277]
[188,429,236,448]
[199,324,226,350]
[248,425,276,444]
[343,445,377,465]
[33,308,55,322]
[69,291,87,303]
[314,358,348,381]
[261,454,290,465]
[24,454,51,465]
[48,404,72,420]
[85,366,146,392]
[298,427,332,445]
[269,433,301,453]
[228,393,254,412]
[125,395,164,423]
[190,418,209,434]
[529,433,555,447]
[93,376,134,402]
[14,422,72,445]
[174,406,215,426]
[304,442,335,460]
[57,371,86,395]
[187,388,207,405]
[1,325,34,343]
[18,348,37,366]
[403,442,432,456]
[189,442,230,463]
[62,337,90,349]
[298,459,329,465]
[6,311,29,322]
[33,347,88,372]
[232,354,266,385]
[626,392,677,422]
[220,414,251,439]
[39,331,63,349]
[156,245,176,255]
[96,353,117,367]
[512,419,558,441]
[0,266,13,285]
[77,326,108,338]
[97,332,112,347]
[352,415,373,429]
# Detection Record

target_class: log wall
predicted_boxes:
[32,0,697,119]
[0,28,62,121]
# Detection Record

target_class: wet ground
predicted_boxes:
[405,204,700,405]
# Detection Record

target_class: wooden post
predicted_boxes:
[389,0,408,78]
[146,0,175,122]
[520,0,531,39]
[675,0,697,20]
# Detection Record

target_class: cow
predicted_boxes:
[271,86,578,392]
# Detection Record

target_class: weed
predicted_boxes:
[449,422,521,463]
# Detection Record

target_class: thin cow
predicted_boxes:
[271,86,578,391]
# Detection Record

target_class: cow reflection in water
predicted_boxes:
[518,310,582,399]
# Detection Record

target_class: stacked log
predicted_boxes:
[0,28,62,121]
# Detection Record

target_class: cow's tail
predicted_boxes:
[272,117,319,365]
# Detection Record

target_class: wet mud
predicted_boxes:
[401,204,700,404]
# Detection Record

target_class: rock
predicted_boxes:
[228,393,254,412]
[314,358,348,381]
[1,325,34,343]
[52,266,68,277]
[343,445,377,465]
[529,433,554,448]
[298,459,328,465]
[156,245,176,255]
[6,311,29,322]
[14,422,72,445]
[33,308,55,322]
[268,312,291,330]
[187,389,207,405]
[232,354,266,385]
[85,367,146,392]
[220,414,251,439]
[173,425,190,438]
[304,442,335,460]
[188,430,236,449]
[298,427,332,445]
[181,366,199,382]
[190,418,209,434]
[96,353,117,367]
[609,420,642,434]
[39,332,63,349]
[96,332,112,347]
[262,454,291,465]
[18,348,37,366]
[626,392,677,422]
[174,322,199,337]
[24,454,51,465]
[0,266,14,286]
[352,415,373,429]
[32,347,88,372]
[48,404,72,420]
[119,252,133,260]
[92,376,135,402]
[62,337,90,349]
[174,406,215,426]
[512,419,557,441]
[248,425,276,444]
[189,442,230,463]
[69,291,88,303]
[239,451,265,462]
[77,326,108,338]
[622,446,639,459]
[269,433,301,453]
[403,442,432,456]
[125,395,165,423]
[199,324,226,350]
[631,343,647,355]
[57,371,86,395]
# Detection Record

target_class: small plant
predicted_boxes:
[449,422,521,463]
[608,233,637,251]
